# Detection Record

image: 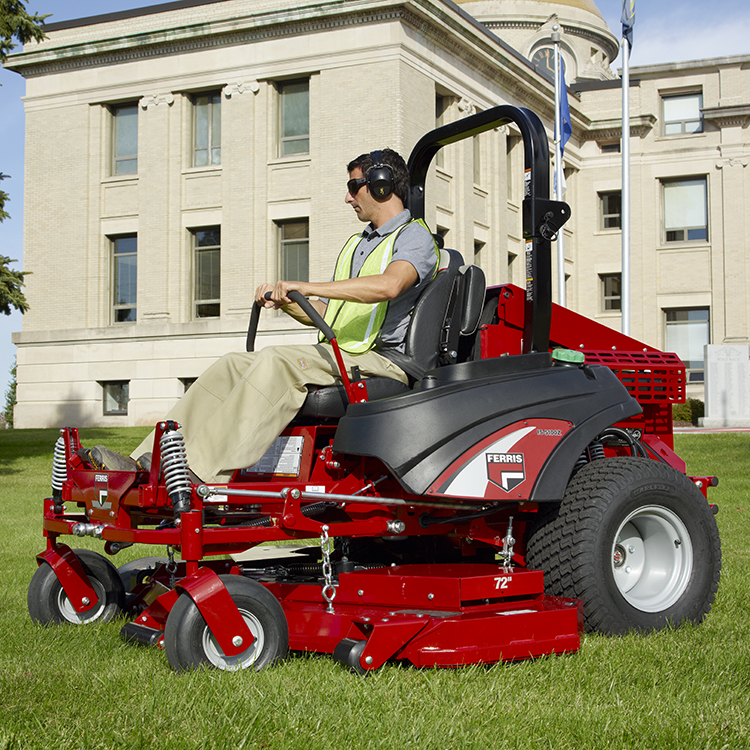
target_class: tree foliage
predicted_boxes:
[3,357,16,427]
[1,1,46,315]
[0,254,28,314]
[0,0,48,64]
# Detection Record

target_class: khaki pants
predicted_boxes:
[131,343,407,483]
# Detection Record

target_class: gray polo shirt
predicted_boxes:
[325,210,437,352]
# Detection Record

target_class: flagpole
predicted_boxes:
[621,35,631,336]
[552,25,566,307]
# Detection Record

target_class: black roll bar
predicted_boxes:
[406,105,569,355]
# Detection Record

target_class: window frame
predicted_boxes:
[192,91,222,167]
[278,79,310,158]
[664,307,710,383]
[101,381,129,416]
[277,219,310,282]
[111,103,139,176]
[473,133,482,186]
[599,273,622,313]
[435,94,451,168]
[662,177,708,244]
[599,141,621,154]
[191,226,221,319]
[662,91,703,136]
[111,234,137,323]
[599,190,622,230]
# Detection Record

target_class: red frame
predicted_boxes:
[37,283,713,669]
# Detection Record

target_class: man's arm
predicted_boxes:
[256,260,419,322]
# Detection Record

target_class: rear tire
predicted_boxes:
[163,575,288,672]
[525,457,721,635]
[28,549,126,625]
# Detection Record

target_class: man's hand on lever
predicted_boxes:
[254,281,327,326]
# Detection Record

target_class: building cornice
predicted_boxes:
[702,104,750,129]
[582,114,656,141]
[484,19,619,62]
[7,4,413,78]
[628,54,750,77]
[6,0,566,129]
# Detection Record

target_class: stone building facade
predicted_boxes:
[5,0,750,426]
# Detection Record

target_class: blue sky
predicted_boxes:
[2,0,750,402]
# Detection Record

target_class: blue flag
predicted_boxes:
[558,58,571,158]
[622,0,635,49]
[555,57,572,195]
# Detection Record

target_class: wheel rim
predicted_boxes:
[611,504,693,613]
[57,578,108,623]
[201,609,265,671]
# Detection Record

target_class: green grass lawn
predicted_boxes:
[1,428,748,749]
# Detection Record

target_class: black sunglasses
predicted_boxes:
[347,177,367,196]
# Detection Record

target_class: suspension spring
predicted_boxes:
[574,439,605,472]
[588,440,605,461]
[51,435,68,494]
[159,426,192,514]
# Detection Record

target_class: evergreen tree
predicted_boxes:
[0,1,48,314]
[3,358,17,427]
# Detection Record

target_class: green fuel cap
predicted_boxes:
[552,348,585,365]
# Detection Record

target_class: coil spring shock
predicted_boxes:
[573,439,605,473]
[159,425,193,515]
[588,441,605,461]
[51,435,68,496]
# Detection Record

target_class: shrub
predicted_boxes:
[672,398,704,425]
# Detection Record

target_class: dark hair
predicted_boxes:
[347,148,409,205]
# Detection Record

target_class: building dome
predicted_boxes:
[458,0,604,16]
[457,0,618,80]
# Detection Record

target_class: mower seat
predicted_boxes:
[299,249,486,419]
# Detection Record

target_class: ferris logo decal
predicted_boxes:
[487,452,526,492]
[93,474,111,510]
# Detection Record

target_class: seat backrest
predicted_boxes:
[383,249,486,380]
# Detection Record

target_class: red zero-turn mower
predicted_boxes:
[29,106,721,673]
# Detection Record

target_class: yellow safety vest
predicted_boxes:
[320,219,438,354]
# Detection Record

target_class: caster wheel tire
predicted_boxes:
[164,575,288,672]
[333,638,368,675]
[28,549,127,625]
[525,457,721,635]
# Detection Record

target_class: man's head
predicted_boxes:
[346,149,409,205]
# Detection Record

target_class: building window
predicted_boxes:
[278,220,309,281]
[112,103,138,175]
[279,80,309,157]
[112,235,137,322]
[600,141,620,154]
[507,252,518,285]
[102,381,129,416]
[193,92,221,166]
[506,135,521,201]
[435,94,450,168]
[474,240,484,266]
[663,93,703,135]
[473,134,482,185]
[600,273,621,312]
[665,308,710,382]
[663,178,708,243]
[192,227,221,318]
[599,191,622,230]
[181,377,197,393]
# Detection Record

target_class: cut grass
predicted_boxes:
[0,428,748,749]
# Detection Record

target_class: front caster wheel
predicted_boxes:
[163,575,288,672]
[333,638,368,675]
[525,457,721,635]
[28,549,126,625]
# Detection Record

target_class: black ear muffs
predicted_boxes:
[366,150,394,199]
